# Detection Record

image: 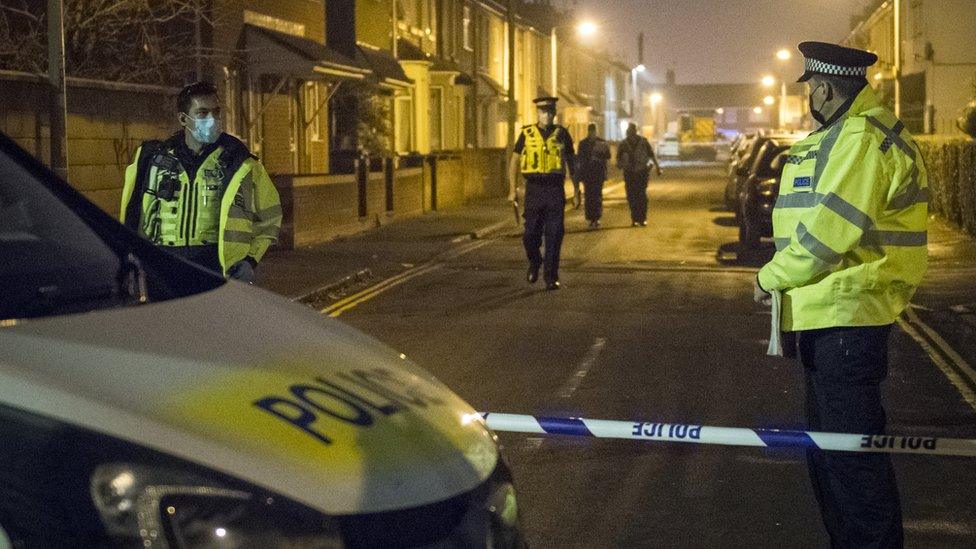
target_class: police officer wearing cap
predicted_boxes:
[753,42,928,547]
[508,96,578,290]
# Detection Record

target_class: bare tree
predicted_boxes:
[0,0,232,86]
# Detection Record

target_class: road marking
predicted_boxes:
[897,308,976,412]
[904,518,976,537]
[321,239,492,317]
[558,337,607,398]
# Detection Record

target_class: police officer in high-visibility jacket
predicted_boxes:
[508,96,577,290]
[754,42,928,548]
[121,81,281,284]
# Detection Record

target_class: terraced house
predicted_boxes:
[0,0,632,248]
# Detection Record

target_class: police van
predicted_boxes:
[0,132,522,548]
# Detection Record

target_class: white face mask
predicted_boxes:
[186,114,221,144]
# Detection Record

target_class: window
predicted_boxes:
[430,87,444,151]
[462,5,472,51]
[395,95,414,153]
[304,81,322,142]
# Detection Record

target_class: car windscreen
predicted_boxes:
[753,142,794,179]
[0,149,128,320]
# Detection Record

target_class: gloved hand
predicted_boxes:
[228,258,257,284]
[753,275,771,305]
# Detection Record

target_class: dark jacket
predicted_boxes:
[617,135,658,174]
[577,136,611,181]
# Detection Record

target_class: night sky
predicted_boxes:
[572,0,876,84]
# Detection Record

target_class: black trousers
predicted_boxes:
[522,180,565,283]
[167,244,222,274]
[582,178,604,221]
[624,170,649,223]
[799,325,903,549]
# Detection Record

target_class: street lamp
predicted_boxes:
[753,106,763,115]
[761,75,776,88]
[635,64,646,73]
[576,21,598,38]
[774,50,790,129]
[763,95,775,106]
[649,92,663,138]
[549,20,600,98]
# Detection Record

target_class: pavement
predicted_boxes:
[255,164,976,547]
[257,197,518,304]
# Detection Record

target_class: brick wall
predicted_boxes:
[0,74,174,217]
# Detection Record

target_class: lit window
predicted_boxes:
[463,6,472,51]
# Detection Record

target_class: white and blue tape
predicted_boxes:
[480,413,976,457]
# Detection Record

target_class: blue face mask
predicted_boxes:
[186,115,221,144]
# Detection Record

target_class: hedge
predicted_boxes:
[915,136,976,236]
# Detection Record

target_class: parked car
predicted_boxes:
[0,131,523,548]
[738,141,794,248]
[724,134,756,209]
[725,132,801,216]
[657,134,680,157]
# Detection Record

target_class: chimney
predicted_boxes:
[327,0,357,60]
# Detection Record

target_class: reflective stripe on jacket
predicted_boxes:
[757,85,928,331]
[519,125,565,175]
[120,135,282,277]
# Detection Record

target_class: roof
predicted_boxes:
[356,43,412,88]
[243,25,369,80]
[396,38,468,75]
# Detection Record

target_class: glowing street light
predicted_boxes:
[650,92,663,105]
[763,95,775,106]
[576,21,598,38]
[753,106,763,114]
[776,49,792,61]
[761,75,776,88]
[635,64,646,73]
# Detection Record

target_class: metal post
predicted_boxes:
[893,0,901,118]
[194,2,203,81]
[550,28,557,95]
[780,80,787,129]
[506,0,516,150]
[391,0,398,58]
[47,0,68,179]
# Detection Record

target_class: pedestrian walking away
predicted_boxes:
[617,123,662,226]
[120,81,281,284]
[753,41,928,549]
[508,96,578,291]
[576,123,612,229]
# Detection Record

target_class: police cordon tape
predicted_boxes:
[480,413,976,457]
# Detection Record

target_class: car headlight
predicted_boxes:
[90,463,344,548]
[484,466,521,548]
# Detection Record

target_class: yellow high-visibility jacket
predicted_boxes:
[120,133,281,277]
[758,85,928,331]
[519,125,566,175]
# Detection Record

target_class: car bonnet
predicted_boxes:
[0,283,498,514]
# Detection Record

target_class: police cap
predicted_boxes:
[533,96,558,111]
[796,41,877,82]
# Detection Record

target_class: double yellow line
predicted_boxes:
[321,239,493,317]
[898,306,976,412]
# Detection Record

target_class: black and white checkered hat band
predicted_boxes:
[804,58,867,77]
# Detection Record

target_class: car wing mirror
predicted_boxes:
[771,155,788,173]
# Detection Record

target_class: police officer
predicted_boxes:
[121,81,281,283]
[508,96,577,290]
[754,42,928,548]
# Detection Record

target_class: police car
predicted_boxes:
[0,132,522,548]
